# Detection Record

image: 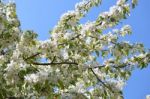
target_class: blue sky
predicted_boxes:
[15,0,150,98]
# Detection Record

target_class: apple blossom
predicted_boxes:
[0,0,149,99]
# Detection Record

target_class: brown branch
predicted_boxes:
[24,52,41,61]
[51,56,56,63]
[31,61,78,66]
[87,62,128,69]
[90,68,114,93]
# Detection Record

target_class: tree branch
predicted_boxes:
[70,34,81,40]
[58,34,81,46]
[90,68,114,93]
[24,52,41,61]
[51,56,56,63]
[31,61,78,66]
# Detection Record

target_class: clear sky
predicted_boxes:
[15,0,150,98]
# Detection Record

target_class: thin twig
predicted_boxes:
[70,34,81,40]
[90,68,114,93]
[51,56,56,63]
[24,53,40,61]
[89,35,116,44]
[58,34,81,46]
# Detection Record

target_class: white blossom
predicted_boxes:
[115,80,125,90]
[146,95,150,99]
[51,33,59,39]
[120,25,132,36]
[0,0,148,98]
[117,0,126,5]
[85,37,91,44]
[81,22,95,37]
[24,74,39,83]
[64,32,74,39]
[60,49,69,60]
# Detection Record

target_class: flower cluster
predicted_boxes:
[0,0,149,99]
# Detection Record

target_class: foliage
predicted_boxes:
[0,0,149,98]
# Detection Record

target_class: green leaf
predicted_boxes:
[101,50,108,57]
[95,51,99,56]
[58,79,64,89]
